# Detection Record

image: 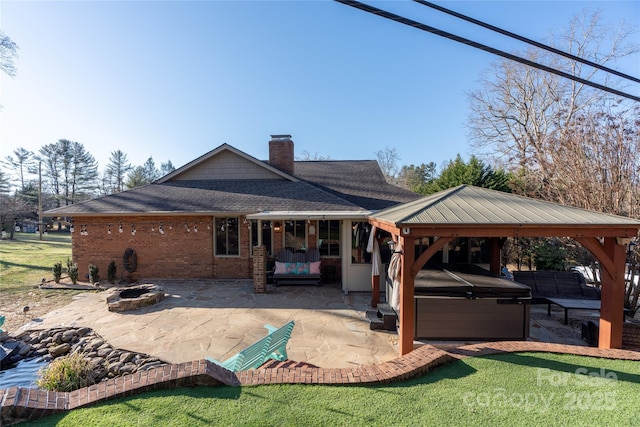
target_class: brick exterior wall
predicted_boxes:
[71,217,342,283]
[71,216,253,281]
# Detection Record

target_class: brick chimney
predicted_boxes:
[269,134,294,175]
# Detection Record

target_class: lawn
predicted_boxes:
[0,232,72,292]
[29,352,640,426]
[0,232,85,332]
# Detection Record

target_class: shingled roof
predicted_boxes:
[46,179,364,216]
[45,143,418,217]
[293,160,420,210]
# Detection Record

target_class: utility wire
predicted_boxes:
[414,0,640,84]
[335,0,640,102]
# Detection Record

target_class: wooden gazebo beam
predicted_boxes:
[369,218,638,355]
[395,225,639,239]
[368,186,640,356]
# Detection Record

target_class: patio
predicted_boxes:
[14,279,622,368]
[17,280,399,368]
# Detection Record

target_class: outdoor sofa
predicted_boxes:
[272,248,321,287]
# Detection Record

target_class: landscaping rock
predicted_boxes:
[119,352,134,363]
[17,342,32,357]
[61,330,77,342]
[49,343,71,357]
[0,326,168,386]
[87,338,104,350]
[97,346,113,357]
[119,363,136,375]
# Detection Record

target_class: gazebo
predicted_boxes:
[368,185,640,355]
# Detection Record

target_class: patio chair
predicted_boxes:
[263,320,295,361]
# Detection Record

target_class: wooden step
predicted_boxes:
[366,310,385,330]
[377,304,397,330]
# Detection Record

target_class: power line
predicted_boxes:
[413,0,640,85]
[335,0,640,103]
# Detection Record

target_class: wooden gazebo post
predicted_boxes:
[599,238,626,348]
[398,234,415,355]
[369,185,640,357]
[576,236,628,348]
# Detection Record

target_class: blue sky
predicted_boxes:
[1,1,638,176]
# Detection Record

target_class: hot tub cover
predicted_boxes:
[414,264,531,299]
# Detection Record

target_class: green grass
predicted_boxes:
[29,352,640,426]
[0,232,72,292]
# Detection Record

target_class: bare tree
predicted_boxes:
[545,104,639,216]
[375,147,401,184]
[296,150,332,161]
[468,10,638,182]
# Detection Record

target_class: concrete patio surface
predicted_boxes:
[16,280,607,368]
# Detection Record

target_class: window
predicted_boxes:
[319,220,340,256]
[250,220,273,256]
[215,217,239,256]
[284,220,306,251]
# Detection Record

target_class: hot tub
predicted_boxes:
[413,264,531,340]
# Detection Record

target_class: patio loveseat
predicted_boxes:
[272,249,321,287]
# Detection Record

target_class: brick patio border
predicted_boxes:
[2,342,638,425]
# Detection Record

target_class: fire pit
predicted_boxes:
[107,284,166,312]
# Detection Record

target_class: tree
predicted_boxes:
[0,30,18,78]
[125,157,164,189]
[103,150,132,194]
[543,104,639,216]
[375,147,401,184]
[296,151,332,161]
[0,169,9,196]
[3,148,35,192]
[467,10,638,204]
[39,139,99,207]
[421,154,511,195]
[397,162,437,193]
[159,160,175,177]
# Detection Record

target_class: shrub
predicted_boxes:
[52,262,62,283]
[37,353,97,392]
[108,260,117,284]
[88,263,100,284]
[69,264,79,284]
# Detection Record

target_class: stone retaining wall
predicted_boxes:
[2,342,639,425]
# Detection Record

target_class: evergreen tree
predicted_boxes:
[3,147,35,192]
[397,162,437,193]
[39,139,99,206]
[0,30,18,78]
[422,154,511,195]
[104,150,132,194]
